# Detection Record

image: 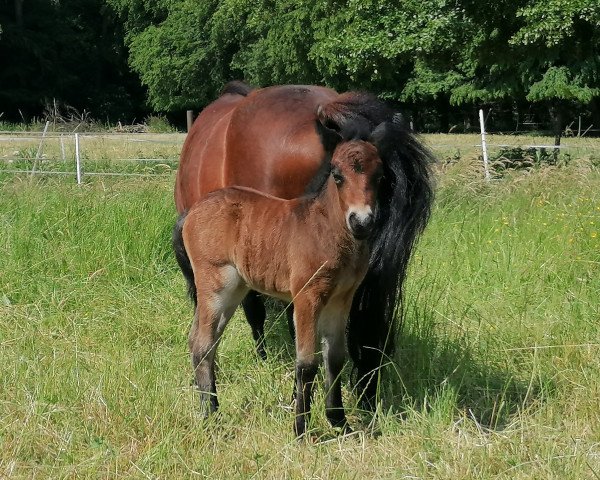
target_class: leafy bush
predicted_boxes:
[145,115,176,133]
[491,146,559,172]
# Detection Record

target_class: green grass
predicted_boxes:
[1,155,599,478]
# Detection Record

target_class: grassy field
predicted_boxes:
[1,140,599,478]
[0,133,184,177]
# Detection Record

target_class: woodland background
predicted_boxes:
[1,0,599,135]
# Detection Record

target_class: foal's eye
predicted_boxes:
[333,172,344,185]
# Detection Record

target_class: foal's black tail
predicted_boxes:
[172,211,197,306]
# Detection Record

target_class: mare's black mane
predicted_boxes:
[309,91,435,401]
[303,109,373,198]
[221,80,254,97]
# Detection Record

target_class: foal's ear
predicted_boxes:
[370,121,400,158]
[315,105,343,153]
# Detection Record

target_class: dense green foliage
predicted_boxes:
[1,0,599,129]
[109,0,600,128]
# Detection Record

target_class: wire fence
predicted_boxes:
[0,126,184,182]
[1,120,599,184]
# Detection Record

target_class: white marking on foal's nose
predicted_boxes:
[346,205,373,229]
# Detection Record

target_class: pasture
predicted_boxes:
[1,135,599,478]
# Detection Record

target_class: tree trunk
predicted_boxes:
[550,102,563,162]
[412,108,421,133]
[438,96,450,133]
[514,101,523,133]
[15,0,24,27]
[590,98,600,132]
[463,110,472,132]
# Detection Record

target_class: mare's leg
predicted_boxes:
[242,291,267,359]
[321,302,352,432]
[189,265,249,416]
[286,303,295,341]
[286,303,298,403]
[292,297,320,438]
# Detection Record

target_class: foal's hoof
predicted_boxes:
[329,419,353,436]
[197,407,214,420]
[198,397,219,419]
[327,414,353,435]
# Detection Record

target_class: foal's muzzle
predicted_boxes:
[348,211,375,240]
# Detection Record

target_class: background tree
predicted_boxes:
[218,0,326,87]
[0,0,147,122]
[510,0,600,144]
[123,0,223,111]
[117,0,330,110]
[1,0,598,130]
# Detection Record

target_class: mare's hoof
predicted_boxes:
[256,347,267,361]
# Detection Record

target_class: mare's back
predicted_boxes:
[224,86,335,198]
[177,85,339,213]
[175,93,243,212]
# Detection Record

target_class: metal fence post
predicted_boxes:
[479,109,491,181]
[60,134,66,161]
[29,120,50,176]
[75,133,82,185]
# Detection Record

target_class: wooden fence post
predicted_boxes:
[186,110,194,133]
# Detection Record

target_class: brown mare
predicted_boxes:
[173,134,385,436]
[174,82,434,406]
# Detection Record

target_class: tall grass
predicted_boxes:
[1,158,599,478]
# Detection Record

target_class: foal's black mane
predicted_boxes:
[301,157,334,199]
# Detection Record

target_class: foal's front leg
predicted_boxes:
[322,314,351,432]
[292,298,320,438]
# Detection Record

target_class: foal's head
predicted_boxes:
[330,141,383,240]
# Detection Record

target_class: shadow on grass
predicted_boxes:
[377,306,552,431]
[260,298,296,361]
[254,296,550,433]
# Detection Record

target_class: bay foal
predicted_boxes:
[173,133,385,437]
